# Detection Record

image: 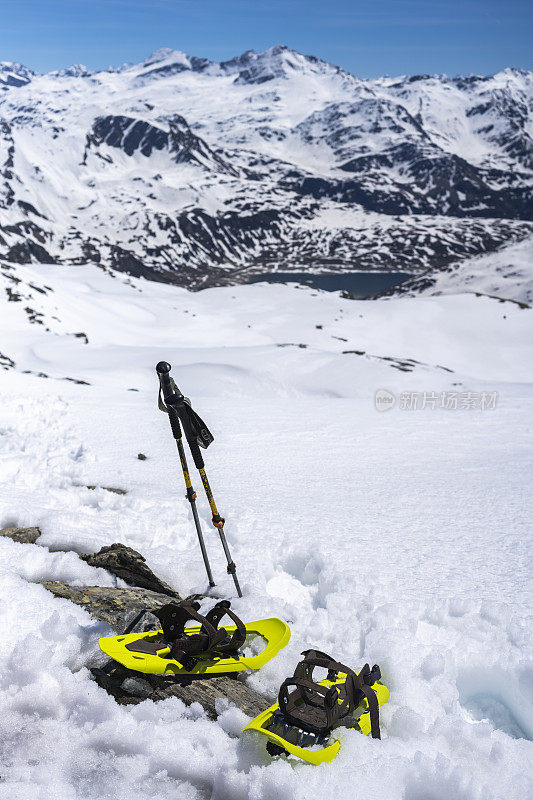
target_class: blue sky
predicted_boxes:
[1,0,531,77]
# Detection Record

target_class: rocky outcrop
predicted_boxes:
[86,114,238,176]
[80,542,179,597]
[41,581,176,628]
[0,525,41,544]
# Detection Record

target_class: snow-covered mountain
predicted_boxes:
[0,46,531,288]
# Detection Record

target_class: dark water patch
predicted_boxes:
[245,271,412,297]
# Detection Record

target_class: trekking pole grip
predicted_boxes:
[156,361,174,398]
[167,407,183,440]
[188,439,205,470]
[157,361,182,438]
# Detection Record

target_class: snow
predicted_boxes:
[0,48,531,283]
[0,261,532,798]
[413,234,533,306]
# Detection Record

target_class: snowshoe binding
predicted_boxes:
[243,649,390,764]
[98,599,290,677]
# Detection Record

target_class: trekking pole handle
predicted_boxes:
[188,440,205,470]
[156,361,182,400]
[156,361,183,439]
[156,361,208,469]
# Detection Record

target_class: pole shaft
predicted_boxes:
[218,527,242,597]
[177,437,194,491]
[198,467,242,598]
[175,438,215,588]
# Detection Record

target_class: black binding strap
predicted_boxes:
[204,600,247,653]
[279,677,342,733]
[156,601,227,664]
[277,649,382,740]
[158,381,214,451]
[298,649,352,679]
[124,600,245,668]
[156,601,209,640]
[355,663,381,739]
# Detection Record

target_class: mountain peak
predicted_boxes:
[0,61,34,88]
[134,48,218,80]
[142,48,191,68]
[50,64,93,78]
[220,44,346,85]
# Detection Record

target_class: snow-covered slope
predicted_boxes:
[0,47,531,289]
[378,233,533,305]
[0,261,532,798]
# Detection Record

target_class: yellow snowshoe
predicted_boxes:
[243,649,390,764]
[98,599,290,677]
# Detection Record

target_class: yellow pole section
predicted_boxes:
[199,468,220,518]
[176,438,193,490]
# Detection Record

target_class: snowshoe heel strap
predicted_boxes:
[296,650,355,687]
[279,652,383,740]
[204,601,247,653]
[359,680,380,739]
[356,663,381,739]
[278,677,341,734]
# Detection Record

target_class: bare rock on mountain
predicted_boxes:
[0,525,42,544]
[80,542,179,597]
[41,581,176,628]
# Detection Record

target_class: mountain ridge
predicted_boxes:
[0,46,531,289]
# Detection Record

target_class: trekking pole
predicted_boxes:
[196,464,242,599]
[156,362,242,598]
[156,362,215,589]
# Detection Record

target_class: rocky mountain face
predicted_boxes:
[0,46,531,288]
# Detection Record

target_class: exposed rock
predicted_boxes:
[85,484,127,494]
[94,659,268,717]
[0,351,16,369]
[87,114,238,176]
[41,579,269,717]
[80,542,179,597]
[146,673,267,718]
[41,581,177,628]
[0,525,41,544]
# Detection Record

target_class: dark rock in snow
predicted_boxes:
[147,674,268,718]
[0,351,16,369]
[80,542,179,597]
[41,581,175,628]
[91,115,168,157]
[0,525,42,544]
[86,114,238,176]
[85,485,127,494]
